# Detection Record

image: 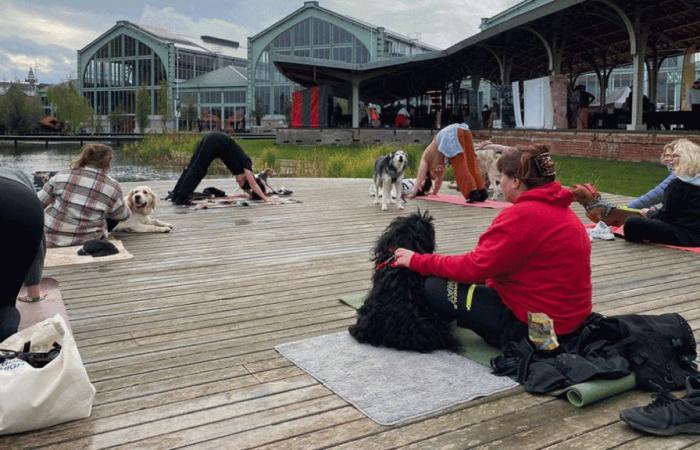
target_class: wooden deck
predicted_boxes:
[4,178,700,449]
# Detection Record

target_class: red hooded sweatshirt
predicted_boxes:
[410,181,592,334]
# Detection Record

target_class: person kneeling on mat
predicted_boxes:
[169,131,269,205]
[394,145,592,349]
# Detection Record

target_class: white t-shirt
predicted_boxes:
[397,107,410,117]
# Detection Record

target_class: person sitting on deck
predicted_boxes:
[0,168,45,339]
[168,131,269,205]
[394,145,592,348]
[624,139,700,247]
[39,144,130,248]
[626,140,680,210]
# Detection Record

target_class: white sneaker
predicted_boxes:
[588,221,615,240]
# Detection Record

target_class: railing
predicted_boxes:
[0,132,276,147]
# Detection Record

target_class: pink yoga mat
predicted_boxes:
[16,278,71,331]
[417,193,512,209]
[585,223,700,254]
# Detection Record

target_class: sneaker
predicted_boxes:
[588,221,615,240]
[619,377,700,436]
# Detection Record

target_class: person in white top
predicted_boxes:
[689,80,700,113]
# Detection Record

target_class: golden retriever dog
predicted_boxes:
[113,186,174,233]
[476,149,502,199]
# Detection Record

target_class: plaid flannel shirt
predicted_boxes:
[38,166,130,247]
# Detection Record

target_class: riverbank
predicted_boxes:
[123,134,667,196]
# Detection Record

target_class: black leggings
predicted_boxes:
[0,178,44,339]
[624,216,700,247]
[423,277,528,349]
[171,134,247,202]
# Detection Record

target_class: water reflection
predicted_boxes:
[0,144,183,182]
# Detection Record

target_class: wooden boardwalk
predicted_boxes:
[4,177,700,449]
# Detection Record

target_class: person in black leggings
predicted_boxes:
[0,173,44,340]
[624,139,700,247]
[169,131,268,204]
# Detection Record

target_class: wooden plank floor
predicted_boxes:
[4,177,700,449]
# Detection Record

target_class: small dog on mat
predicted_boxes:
[349,211,459,353]
[114,186,174,233]
[373,150,408,211]
[569,183,640,227]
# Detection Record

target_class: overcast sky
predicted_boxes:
[0,0,522,83]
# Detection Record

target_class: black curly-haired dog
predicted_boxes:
[349,210,459,353]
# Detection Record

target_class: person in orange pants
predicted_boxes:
[409,123,488,202]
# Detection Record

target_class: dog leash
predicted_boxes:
[375,254,396,271]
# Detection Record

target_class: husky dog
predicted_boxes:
[373,150,408,211]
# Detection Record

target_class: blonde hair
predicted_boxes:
[672,139,700,177]
[659,141,676,164]
[71,143,113,170]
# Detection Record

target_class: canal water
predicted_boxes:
[0,144,183,181]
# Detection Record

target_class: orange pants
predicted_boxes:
[449,128,485,199]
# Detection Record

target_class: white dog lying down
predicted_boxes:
[113,186,174,233]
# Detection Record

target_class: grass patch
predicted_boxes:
[125,135,666,197]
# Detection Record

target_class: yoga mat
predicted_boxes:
[556,374,637,408]
[44,239,133,268]
[585,223,700,254]
[16,278,70,331]
[276,331,518,426]
[340,292,637,407]
[418,193,511,209]
[191,195,302,210]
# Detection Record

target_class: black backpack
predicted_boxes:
[608,313,698,390]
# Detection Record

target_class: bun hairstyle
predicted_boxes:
[71,143,113,170]
[496,144,556,188]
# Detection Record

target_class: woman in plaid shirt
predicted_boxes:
[39,144,130,247]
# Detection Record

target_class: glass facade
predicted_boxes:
[178,89,247,132]
[253,17,370,115]
[82,35,166,116]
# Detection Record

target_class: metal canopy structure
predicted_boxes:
[273,0,700,129]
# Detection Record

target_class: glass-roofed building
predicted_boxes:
[247,1,438,121]
[77,20,246,132]
[76,2,438,131]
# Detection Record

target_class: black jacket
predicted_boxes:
[653,178,700,235]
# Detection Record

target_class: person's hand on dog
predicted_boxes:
[393,248,415,268]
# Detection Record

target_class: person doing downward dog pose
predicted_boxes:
[409,123,488,203]
[395,145,592,348]
[626,140,680,210]
[40,144,130,248]
[624,139,700,247]
[169,131,269,205]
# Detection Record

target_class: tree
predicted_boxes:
[157,81,170,132]
[183,100,197,131]
[0,84,42,133]
[47,83,92,133]
[135,86,151,133]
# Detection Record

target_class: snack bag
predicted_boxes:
[528,312,559,351]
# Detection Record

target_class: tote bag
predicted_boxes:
[0,314,96,435]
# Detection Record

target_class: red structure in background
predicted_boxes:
[291,86,332,128]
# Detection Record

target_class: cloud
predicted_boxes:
[323,0,522,48]
[0,37,77,83]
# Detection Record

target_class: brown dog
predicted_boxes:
[569,183,640,227]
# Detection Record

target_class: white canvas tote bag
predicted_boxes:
[0,314,96,435]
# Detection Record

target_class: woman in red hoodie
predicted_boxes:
[394,145,592,348]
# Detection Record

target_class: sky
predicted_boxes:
[0,0,522,84]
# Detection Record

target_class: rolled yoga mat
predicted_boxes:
[341,292,637,407]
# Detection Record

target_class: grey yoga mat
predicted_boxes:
[340,292,637,407]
